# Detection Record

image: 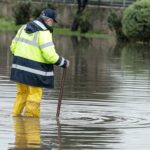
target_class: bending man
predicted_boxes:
[10,8,69,117]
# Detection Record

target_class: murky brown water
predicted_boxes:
[1,33,150,150]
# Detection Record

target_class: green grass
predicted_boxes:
[54,27,111,39]
[0,17,111,39]
[0,17,18,32]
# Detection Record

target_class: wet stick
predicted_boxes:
[56,68,67,118]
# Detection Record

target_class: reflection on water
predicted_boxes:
[11,117,41,149]
[1,32,150,149]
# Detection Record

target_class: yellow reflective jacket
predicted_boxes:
[10,20,67,88]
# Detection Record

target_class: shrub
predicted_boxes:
[107,11,128,41]
[79,14,91,33]
[122,0,150,42]
[71,9,91,33]
[13,2,55,25]
[13,1,31,25]
[32,3,56,19]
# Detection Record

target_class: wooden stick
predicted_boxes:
[56,68,67,118]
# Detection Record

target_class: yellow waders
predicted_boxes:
[12,83,42,117]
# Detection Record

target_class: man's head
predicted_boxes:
[40,8,57,27]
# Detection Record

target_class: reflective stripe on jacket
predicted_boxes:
[10,22,66,88]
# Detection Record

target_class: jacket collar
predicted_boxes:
[25,17,53,34]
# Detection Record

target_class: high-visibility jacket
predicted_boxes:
[10,20,66,88]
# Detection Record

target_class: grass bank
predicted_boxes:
[0,18,18,31]
[0,17,111,39]
[54,27,111,39]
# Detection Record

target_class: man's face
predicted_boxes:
[45,18,54,27]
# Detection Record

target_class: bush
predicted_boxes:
[13,2,31,25]
[71,9,91,33]
[13,2,55,25]
[122,0,150,42]
[79,14,91,33]
[32,3,56,19]
[108,11,128,41]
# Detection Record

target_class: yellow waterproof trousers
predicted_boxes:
[12,83,42,117]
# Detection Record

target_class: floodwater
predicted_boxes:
[1,32,150,150]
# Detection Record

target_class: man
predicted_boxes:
[10,8,69,117]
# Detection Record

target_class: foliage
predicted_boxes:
[13,1,55,25]
[13,1,31,25]
[122,0,150,42]
[71,0,90,33]
[32,3,56,19]
[79,13,91,33]
[0,17,17,31]
[54,26,109,38]
[107,11,128,41]
[71,12,91,33]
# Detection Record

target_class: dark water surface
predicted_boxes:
[1,33,150,150]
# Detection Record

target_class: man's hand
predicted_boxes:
[61,59,70,68]
[65,60,70,68]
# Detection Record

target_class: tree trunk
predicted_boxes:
[71,0,88,31]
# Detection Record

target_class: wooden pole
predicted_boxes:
[56,68,67,118]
